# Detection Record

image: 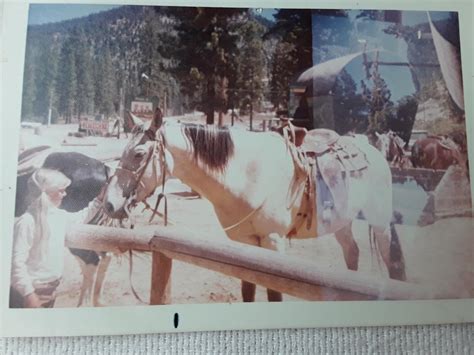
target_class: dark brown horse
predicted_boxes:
[411,135,464,170]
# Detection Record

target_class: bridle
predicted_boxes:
[115,130,169,225]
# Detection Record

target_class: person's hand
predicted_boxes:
[24,292,42,308]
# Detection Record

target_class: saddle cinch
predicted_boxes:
[279,124,369,237]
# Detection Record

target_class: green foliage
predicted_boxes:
[270,41,295,109]
[332,69,367,134]
[21,45,37,120]
[74,29,95,119]
[169,7,247,124]
[20,6,275,124]
[268,9,312,110]
[234,19,266,114]
[31,37,59,123]
[361,64,394,137]
[57,35,77,123]
[96,44,117,117]
[391,95,418,142]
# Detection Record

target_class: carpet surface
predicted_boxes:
[2,324,473,354]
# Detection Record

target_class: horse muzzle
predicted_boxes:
[103,200,129,219]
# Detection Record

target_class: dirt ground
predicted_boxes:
[18,122,474,307]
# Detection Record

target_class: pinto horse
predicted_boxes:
[375,131,412,168]
[103,110,406,302]
[16,147,111,307]
[411,135,465,170]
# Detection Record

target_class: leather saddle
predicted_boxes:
[301,128,340,155]
[274,125,368,174]
[275,125,370,228]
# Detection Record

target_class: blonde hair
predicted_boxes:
[31,168,71,193]
[25,169,71,257]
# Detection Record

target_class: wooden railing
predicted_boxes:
[65,224,458,305]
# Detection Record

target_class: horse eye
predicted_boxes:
[134,151,146,158]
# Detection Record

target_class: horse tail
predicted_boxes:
[411,142,419,167]
[389,222,407,281]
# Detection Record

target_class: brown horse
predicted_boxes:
[411,135,465,170]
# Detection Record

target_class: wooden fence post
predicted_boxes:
[150,251,172,305]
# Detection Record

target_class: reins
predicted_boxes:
[148,134,168,225]
[118,131,170,305]
[115,140,157,194]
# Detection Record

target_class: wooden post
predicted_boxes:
[150,251,172,305]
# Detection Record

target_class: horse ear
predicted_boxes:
[128,111,144,127]
[375,132,381,138]
[148,107,163,133]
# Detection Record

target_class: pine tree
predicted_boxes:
[33,36,60,124]
[98,44,116,118]
[332,69,367,134]
[21,45,37,121]
[75,29,95,120]
[361,60,394,137]
[268,9,313,110]
[57,35,77,123]
[235,19,266,129]
[270,41,295,109]
[170,7,246,124]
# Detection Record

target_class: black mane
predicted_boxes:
[183,124,234,172]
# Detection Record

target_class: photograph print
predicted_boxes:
[9,4,472,310]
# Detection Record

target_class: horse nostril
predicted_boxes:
[104,202,114,214]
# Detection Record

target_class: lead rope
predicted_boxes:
[222,200,266,232]
[128,248,148,304]
[148,137,168,226]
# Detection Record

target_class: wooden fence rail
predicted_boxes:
[65,224,459,305]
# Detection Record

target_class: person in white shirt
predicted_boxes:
[10,168,104,308]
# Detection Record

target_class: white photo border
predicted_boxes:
[1,0,473,337]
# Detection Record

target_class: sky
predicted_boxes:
[311,10,456,102]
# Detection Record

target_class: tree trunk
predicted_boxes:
[206,76,215,125]
[249,102,253,131]
[218,111,224,127]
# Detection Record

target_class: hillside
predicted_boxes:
[22,5,288,124]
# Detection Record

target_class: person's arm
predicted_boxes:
[10,216,38,304]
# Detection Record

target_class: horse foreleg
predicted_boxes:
[388,224,406,281]
[241,281,256,303]
[75,257,97,307]
[92,253,112,307]
[334,222,359,271]
[260,233,285,302]
[238,235,260,302]
[372,225,406,281]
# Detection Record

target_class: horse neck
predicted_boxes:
[163,125,295,209]
[162,124,237,205]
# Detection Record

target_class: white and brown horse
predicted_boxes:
[103,110,406,302]
[375,131,412,168]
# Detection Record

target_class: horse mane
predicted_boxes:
[183,124,234,172]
